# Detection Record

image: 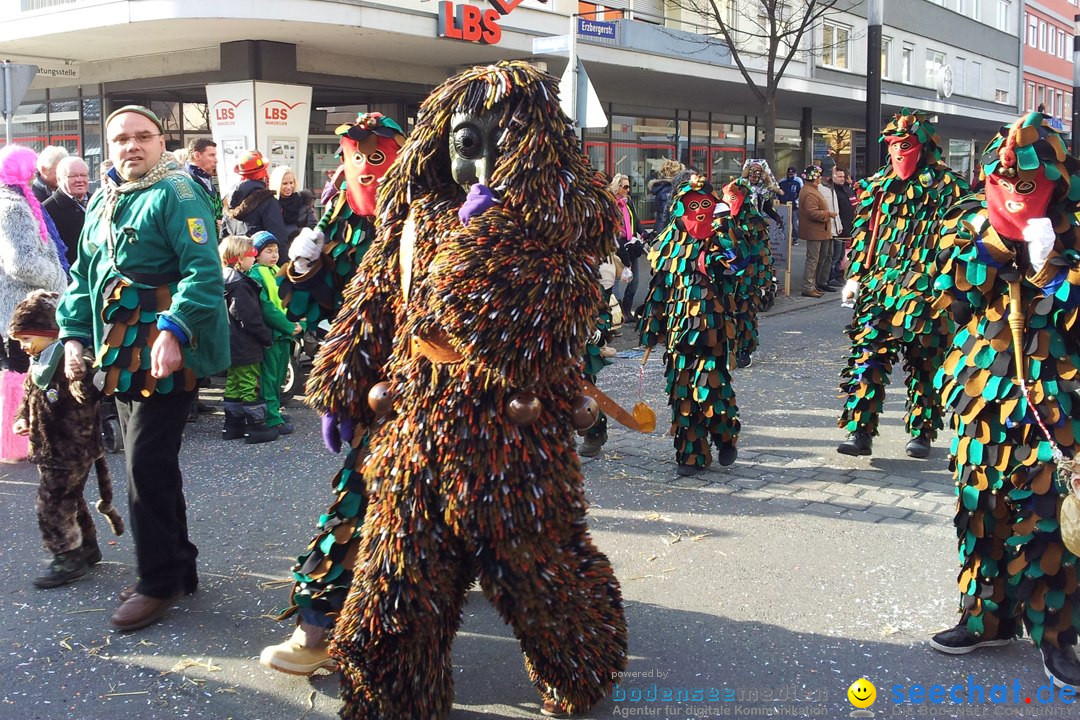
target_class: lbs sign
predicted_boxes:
[438,0,540,45]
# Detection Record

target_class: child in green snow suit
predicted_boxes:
[249,231,301,434]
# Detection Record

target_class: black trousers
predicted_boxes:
[115,388,197,598]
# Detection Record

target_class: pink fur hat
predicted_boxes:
[0,145,37,187]
[0,145,51,244]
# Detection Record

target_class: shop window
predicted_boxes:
[183,103,210,133]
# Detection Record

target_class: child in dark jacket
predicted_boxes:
[10,290,124,588]
[248,231,301,435]
[220,235,276,444]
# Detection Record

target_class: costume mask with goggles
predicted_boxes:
[337,112,406,217]
[885,135,923,180]
[721,180,749,219]
[678,178,719,240]
[879,110,941,181]
[985,167,1055,241]
[980,112,1079,242]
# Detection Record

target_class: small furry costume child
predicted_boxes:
[11,290,122,588]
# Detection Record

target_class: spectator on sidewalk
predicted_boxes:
[825,167,855,285]
[223,150,289,244]
[32,146,69,204]
[778,166,802,246]
[797,165,837,298]
[43,156,91,268]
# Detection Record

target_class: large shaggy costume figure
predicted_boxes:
[639,176,742,473]
[307,61,627,718]
[837,110,968,457]
[929,112,1080,686]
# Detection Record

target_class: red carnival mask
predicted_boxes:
[722,182,746,219]
[680,191,716,240]
[885,135,923,180]
[985,166,1055,242]
[341,134,401,217]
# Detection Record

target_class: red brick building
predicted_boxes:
[1023,0,1076,134]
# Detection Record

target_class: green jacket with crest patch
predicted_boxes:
[57,171,230,383]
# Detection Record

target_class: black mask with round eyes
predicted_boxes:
[450,110,502,191]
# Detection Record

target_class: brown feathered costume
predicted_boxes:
[304,61,628,718]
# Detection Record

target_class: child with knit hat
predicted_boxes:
[249,230,301,434]
[10,290,124,588]
[219,235,277,444]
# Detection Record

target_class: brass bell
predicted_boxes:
[367,381,394,416]
[507,392,542,425]
[571,395,599,430]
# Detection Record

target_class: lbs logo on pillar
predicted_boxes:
[438,0,537,45]
[261,100,306,126]
[213,99,247,126]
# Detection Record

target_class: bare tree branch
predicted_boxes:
[664,0,859,168]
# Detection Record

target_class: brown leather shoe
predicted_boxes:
[801,289,824,298]
[110,593,180,631]
[119,575,198,602]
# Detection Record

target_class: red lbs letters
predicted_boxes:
[439,1,502,44]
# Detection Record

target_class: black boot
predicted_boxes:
[716,443,738,467]
[34,550,89,589]
[905,436,931,459]
[837,431,873,456]
[81,537,102,565]
[242,402,279,444]
[579,430,607,457]
[222,399,245,440]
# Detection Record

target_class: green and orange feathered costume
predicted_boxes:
[306,62,627,718]
[720,177,774,368]
[640,175,743,474]
[259,112,406,677]
[928,112,1080,688]
[837,110,968,458]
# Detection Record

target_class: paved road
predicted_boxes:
[0,295,1074,720]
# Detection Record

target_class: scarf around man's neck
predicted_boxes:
[99,155,184,224]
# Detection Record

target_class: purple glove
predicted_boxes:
[459,183,499,226]
[321,414,356,454]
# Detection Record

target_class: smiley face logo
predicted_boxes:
[847,678,876,709]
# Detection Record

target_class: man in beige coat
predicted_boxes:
[797,164,839,297]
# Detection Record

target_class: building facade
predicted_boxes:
[1,0,1025,226]
[1021,0,1077,132]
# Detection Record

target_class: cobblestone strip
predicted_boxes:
[586,431,957,529]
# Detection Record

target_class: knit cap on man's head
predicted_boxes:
[8,290,60,338]
[105,105,164,133]
[252,231,279,252]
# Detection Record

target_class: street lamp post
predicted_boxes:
[865,0,883,175]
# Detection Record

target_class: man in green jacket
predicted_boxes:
[57,105,229,632]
